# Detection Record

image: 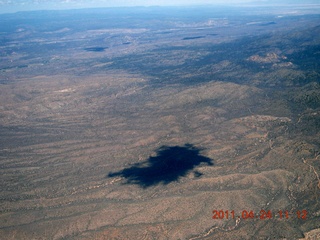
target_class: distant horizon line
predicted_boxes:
[1,3,320,15]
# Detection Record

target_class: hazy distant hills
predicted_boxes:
[249,0,320,5]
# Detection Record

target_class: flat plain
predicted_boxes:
[0,5,320,239]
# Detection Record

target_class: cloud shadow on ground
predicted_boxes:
[107,143,213,188]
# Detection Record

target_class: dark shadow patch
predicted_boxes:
[160,31,173,34]
[107,144,213,188]
[259,21,276,26]
[84,47,107,52]
[182,36,205,40]
[0,79,9,85]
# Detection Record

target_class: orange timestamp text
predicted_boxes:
[212,209,307,220]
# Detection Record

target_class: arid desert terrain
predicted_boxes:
[1,5,320,239]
